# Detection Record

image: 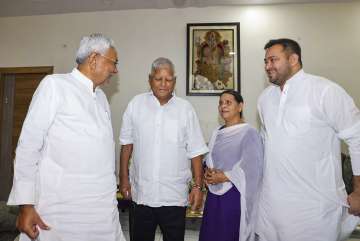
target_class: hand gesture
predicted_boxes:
[17,205,50,239]
[204,168,229,186]
[120,179,132,200]
[188,187,204,212]
[348,191,360,216]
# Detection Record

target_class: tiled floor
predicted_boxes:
[349,227,360,241]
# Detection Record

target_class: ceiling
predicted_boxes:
[0,0,355,17]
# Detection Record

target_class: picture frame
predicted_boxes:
[186,22,240,96]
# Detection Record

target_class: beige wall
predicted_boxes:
[1,2,359,160]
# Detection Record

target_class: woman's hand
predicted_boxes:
[204,168,229,185]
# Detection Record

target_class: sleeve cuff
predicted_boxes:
[119,138,133,145]
[7,181,36,205]
[350,153,360,176]
[187,146,209,159]
[338,121,360,140]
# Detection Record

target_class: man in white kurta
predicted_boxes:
[257,38,360,241]
[7,33,125,241]
[119,58,208,241]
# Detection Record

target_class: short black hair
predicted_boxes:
[264,38,302,67]
[220,90,244,118]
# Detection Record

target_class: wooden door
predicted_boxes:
[0,67,53,201]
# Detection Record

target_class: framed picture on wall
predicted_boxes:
[186,22,240,96]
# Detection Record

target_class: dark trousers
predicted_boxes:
[129,202,186,241]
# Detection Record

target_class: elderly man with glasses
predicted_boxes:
[7,33,125,241]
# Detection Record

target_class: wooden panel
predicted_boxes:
[0,66,53,201]
[13,74,42,105]
[12,73,44,158]
[0,75,15,201]
[15,73,46,82]
[0,76,3,151]
[0,66,53,75]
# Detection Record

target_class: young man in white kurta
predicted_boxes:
[257,38,360,241]
[7,34,125,241]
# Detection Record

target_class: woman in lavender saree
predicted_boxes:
[199,90,264,241]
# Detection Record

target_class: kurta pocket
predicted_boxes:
[283,106,312,136]
[163,119,179,143]
[39,159,63,196]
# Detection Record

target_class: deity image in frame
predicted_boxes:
[186,23,240,96]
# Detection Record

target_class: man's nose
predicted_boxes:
[265,62,272,70]
[160,79,166,86]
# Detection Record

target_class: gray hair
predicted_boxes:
[149,57,175,77]
[75,33,115,64]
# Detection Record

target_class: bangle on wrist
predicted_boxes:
[192,184,202,189]
[192,184,206,192]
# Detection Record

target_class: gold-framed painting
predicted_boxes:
[186,22,240,96]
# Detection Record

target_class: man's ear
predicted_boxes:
[289,53,299,66]
[238,102,244,114]
[88,52,98,70]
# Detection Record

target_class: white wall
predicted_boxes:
[1,2,359,161]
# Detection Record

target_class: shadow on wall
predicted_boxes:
[101,75,120,101]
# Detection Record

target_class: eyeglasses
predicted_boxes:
[96,53,118,67]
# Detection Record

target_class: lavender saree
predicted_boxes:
[199,123,264,241]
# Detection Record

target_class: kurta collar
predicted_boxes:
[282,69,305,92]
[148,91,176,106]
[71,68,98,93]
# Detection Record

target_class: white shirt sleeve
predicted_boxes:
[257,98,266,143]
[320,83,360,175]
[185,104,209,159]
[119,100,134,145]
[8,76,59,205]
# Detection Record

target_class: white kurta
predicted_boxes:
[257,70,360,241]
[8,68,125,241]
[119,92,208,207]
